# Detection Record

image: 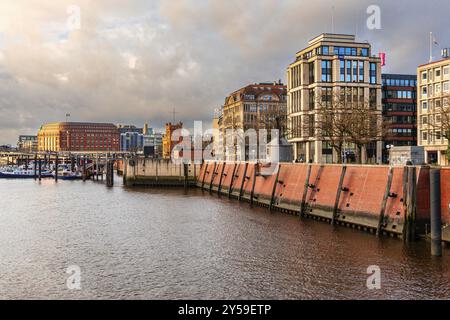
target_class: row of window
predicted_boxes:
[420,82,450,97]
[339,60,364,83]
[421,131,444,142]
[388,128,415,136]
[289,87,379,113]
[383,90,416,100]
[421,97,449,110]
[421,114,443,125]
[421,66,450,82]
[382,78,417,87]
[383,103,417,112]
[385,116,417,124]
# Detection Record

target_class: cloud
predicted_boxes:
[0,0,449,144]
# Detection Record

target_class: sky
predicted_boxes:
[0,0,449,144]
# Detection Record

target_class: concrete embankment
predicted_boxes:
[123,158,201,187]
[197,162,450,242]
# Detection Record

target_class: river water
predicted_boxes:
[0,177,449,300]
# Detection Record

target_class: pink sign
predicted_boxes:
[379,52,386,66]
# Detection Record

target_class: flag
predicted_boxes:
[433,36,439,46]
[379,52,386,67]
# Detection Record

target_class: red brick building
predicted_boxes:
[38,122,120,152]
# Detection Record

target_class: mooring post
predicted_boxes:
[430,168,442,257]
[269,165,281,212]
[183,163,189,190]
[106,160,114,188]
[217,162,226,195]
[332,165,347,225]
[300,164,312,217]
[55,154,59,182]
[250,163,258,207]
[228,163,238,199]
[201,162,208,189]
[82,156,87,182]
[404,166,417,242]
[238,163,249,201]
[377,167,394,237]
[209,162,217,194]
[34,154,37,180]
[38,158,42,181]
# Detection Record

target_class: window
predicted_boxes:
[352,61,358,82]
[309,89,315,110]
[361,48,368,57]
[422,132,428,141]
[444,82,450,92]
[436,83,441,94]
[322,46,329,55]
[422,86,427,96]
[321,60,332,82]
[422,116,428,125]
[422,101,428,109]
[422,72,427,81]
[369,89,377,109]
[370,63,377,84]
[436,68,441,78]
[340,60,345,82]
[309,62,315,83]
[321,88,333,107]
[346,61,351,82]
[359,61,364,82]
[436,131,441,140]
[444,67,449,76]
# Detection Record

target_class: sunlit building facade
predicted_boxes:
[38,122,120,152]
[287,33,382,163]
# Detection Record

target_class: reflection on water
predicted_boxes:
[0,178,449,300]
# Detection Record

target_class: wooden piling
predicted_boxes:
[269,165,281,212]
[377,167,394,237]
[332,166,347,225]
[300,164,312,217]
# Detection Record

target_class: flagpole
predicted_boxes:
[430,32,432,63]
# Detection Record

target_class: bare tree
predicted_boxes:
[315,89,384,164]
[315,92,352,163]
[429,93,450,161]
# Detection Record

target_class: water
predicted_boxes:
[0,177,449,300]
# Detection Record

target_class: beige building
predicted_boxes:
[287,33,383,163]
[219,82,287,160]
[417,57,450,165]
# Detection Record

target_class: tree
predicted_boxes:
[429,94,450,161]
[315,88,384,164]
[315,92,352,163]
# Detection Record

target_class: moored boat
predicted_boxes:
[0,167,53,179]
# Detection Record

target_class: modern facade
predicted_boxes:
[17,135,38,152]
[38,122,120,152]
[381,74,418,163]
[144,128,163,158]
[117,124,144,135]
[218,81,287,161]
[120,132,144,152]
[162,122,183,159]
[417,57,450,165]
[287,33,382,164]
